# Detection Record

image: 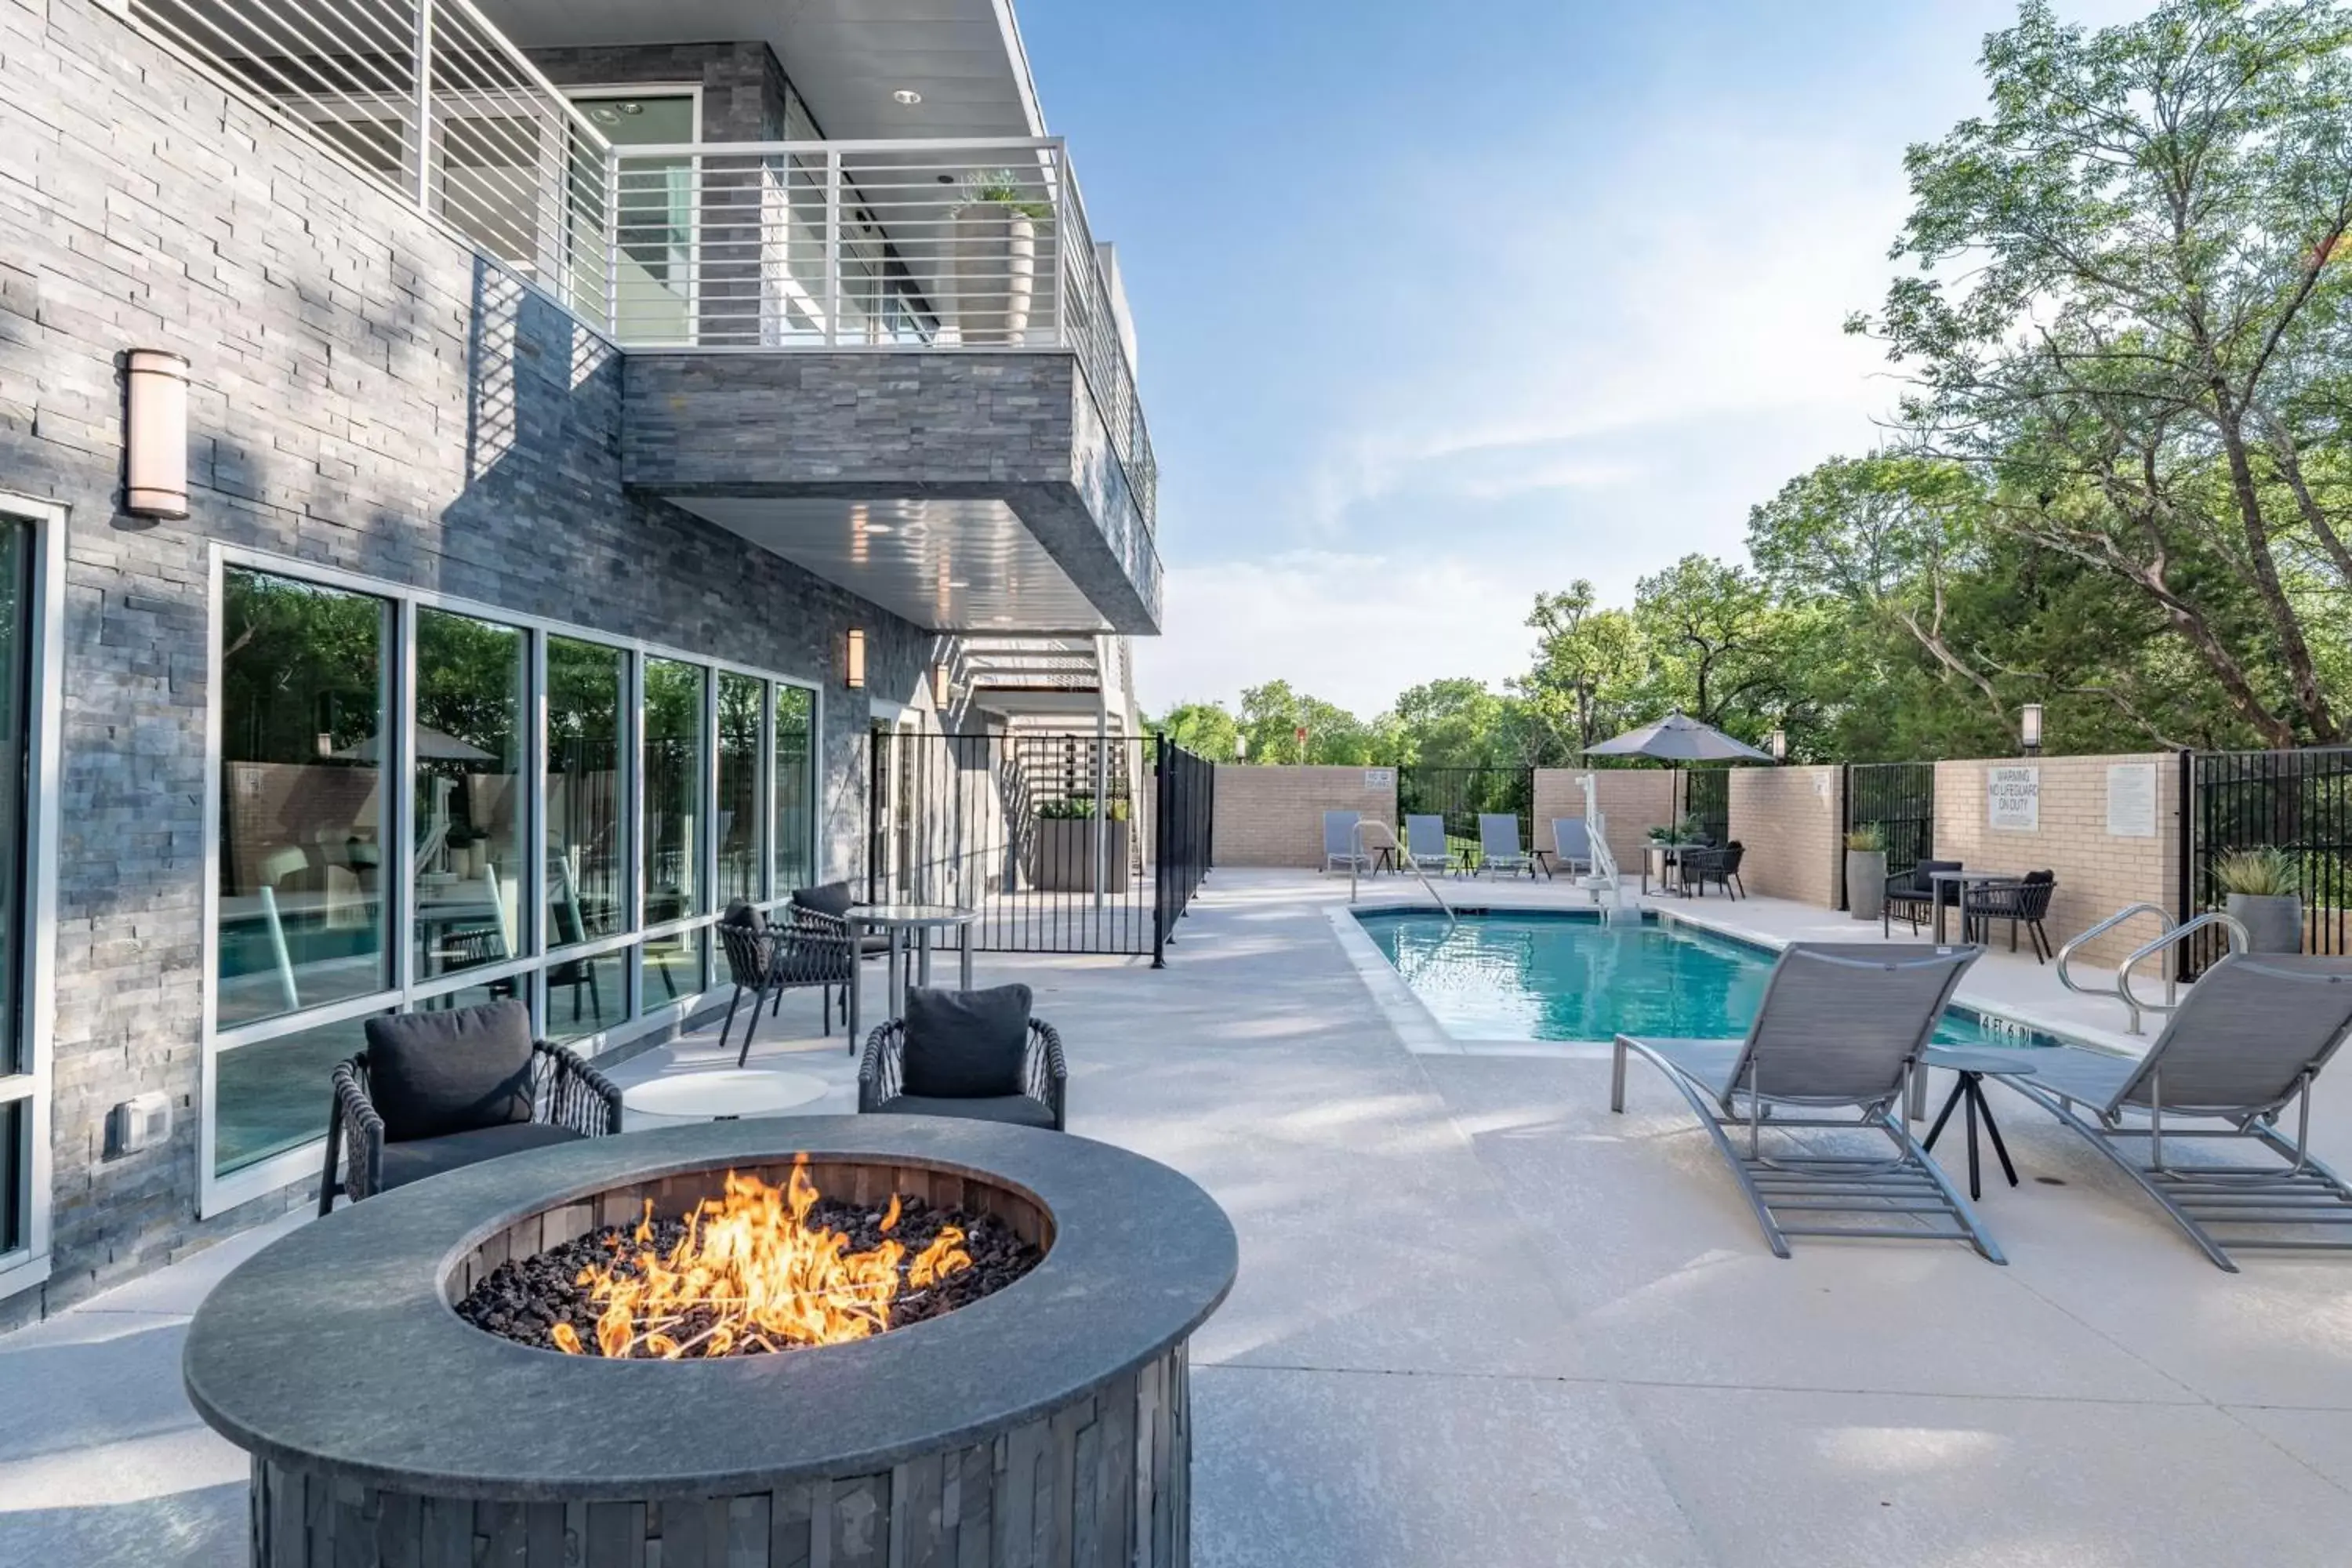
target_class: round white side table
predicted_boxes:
[621,1069,831,1131]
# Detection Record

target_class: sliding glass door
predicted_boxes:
[0,520,31,1258]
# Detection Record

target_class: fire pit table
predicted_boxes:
[183,1116,1237,1567]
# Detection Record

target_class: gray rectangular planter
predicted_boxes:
[1031,818,1131,894]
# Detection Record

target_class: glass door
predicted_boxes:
[0,520,34,1258]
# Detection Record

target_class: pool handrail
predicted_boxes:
[1350,818,1458,927]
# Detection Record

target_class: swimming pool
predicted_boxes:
[1355,908,2061,1048]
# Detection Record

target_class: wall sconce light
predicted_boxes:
[844,628,866,690]
[932,662,952,710]
[124,349,191,519]
[1768,728,1788,763]
[2020,702,2044,757]
[1233,734,1247,760]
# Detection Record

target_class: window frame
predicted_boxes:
[199,546,823,1217]
[0,493,63,1302]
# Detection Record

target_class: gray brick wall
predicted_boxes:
[524,42,794,141]
[0,0,934,1324]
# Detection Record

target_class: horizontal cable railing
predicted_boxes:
[608,137,1158,535]
[130,0,614,332]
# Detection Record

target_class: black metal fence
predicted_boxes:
[1841,761,1936,911]
[1397,765,1534,852]
[1683,768,1730,849]
[866,729,1211,959]
[2181,746,2352,978]
[1153,737,1214,967]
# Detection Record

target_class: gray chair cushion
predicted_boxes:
[902,984,1032,1098]
[792,881,855,920]
[873,1093,1055,1131]
[377,1121,582,1191]
[721,899,768,932]
[363,1001,536,1143]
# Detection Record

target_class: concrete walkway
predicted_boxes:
[9,869,2352,1565]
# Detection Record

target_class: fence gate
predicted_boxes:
[1841,762,1936,911]
[866,729,1211,960]
[2182,746,2352,978]
[1683,768,1731,850]
[1396,766,1534,854]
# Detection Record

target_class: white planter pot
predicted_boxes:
[1846,850,1887,920]
[2227,892,2304,955]
[949,202,1037,345]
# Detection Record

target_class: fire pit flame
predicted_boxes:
[550,1158,970,1359]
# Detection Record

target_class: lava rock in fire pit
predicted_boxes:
[454,1192,1040,1358]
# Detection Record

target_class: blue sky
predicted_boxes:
[1017,0,2148,717]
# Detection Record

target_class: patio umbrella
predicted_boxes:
[1582,712,1773,837]
[333,726,497,764]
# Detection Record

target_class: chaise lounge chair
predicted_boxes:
[1549,818,1595,879]
[1403,815,1455,877]
[1998,953,2352,1270]
[1475,814,1535,879]
[1323,810,1373,874]
[1610,942,1998,1261]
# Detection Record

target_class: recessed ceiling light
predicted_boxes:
[948,579,971,589]
[892,89,923,106]
[862,524,894,535]
[590,106,619,125]
[619,101,643,116]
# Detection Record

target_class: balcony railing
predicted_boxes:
[124,2,1158,535]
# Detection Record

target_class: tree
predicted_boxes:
[1517,582,1643,755]
[1628,554,1791,739]
[1151,701,1240,761]
[1386,678,1512,768]
[1237,681,1381,764]
[1858,0,2352,744]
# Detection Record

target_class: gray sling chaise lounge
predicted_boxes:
[1476,814,1535,879]
[1323,810,1372,875]
[1998,953,2352,1271]
[1403,815,1455,877]
[1611,942,1997,1261]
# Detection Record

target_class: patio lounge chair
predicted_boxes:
[1476,814,1535,879]
[858,984,1066,1131]
[716,899,858,1063]
[1403,815,1455,877]
[318,1000,622,1214]
[1610,942,1998,1261]
[1549,818,1595,878]
[1998,953,2352,1270]
[1323,810,1373,874]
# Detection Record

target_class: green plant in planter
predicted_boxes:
[1845,823,1887,853]
[1106,799,1131,822]
[2215,847,2299,898]
[961,169,1053,221]
[1039,796,1098,821]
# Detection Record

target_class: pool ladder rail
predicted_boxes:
[2056,902,2249,1035]
[1348,819,1458,928]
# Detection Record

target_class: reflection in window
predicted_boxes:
[775,684,816,892]
[546,637,626,951]
[215,1011,378,1176]
[717,673,765,908]
[0,521,30,1079]
[217,571,391,1028]
[637,931,706,1011]
[545,948,625,1043]
[414,611,525,982]
[643,659,706,924]
[0,1100,19,1254]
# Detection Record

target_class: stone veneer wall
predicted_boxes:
[1531,769,1675,872]
[1932,753,2180,968]
[1729,766,1844,906]
[0,0,932,1322]
[1212,766,1398,868]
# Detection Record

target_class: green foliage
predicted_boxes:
[961,169,1053,221]
[1846,823,1888,853]
[2215,846,2301,897]
[1151,701,1241,761]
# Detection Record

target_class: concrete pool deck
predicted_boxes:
[9,868,2352,1565]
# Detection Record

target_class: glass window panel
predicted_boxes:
[413,611,526,982]
[0,1100,20,1255]
[774,684,816,893]
[636,929,706,1011]
[545,948,626,1043]
[717,673,765,909]
[216,571,391,1029]
[546,637,627,950]
[412,980,529,1019]
[643,659,706,923]
[214,1012,380,1177]
[0,522,31,1077]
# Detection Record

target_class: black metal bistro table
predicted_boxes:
[1926,869,2024,946]
[1921,1046,2036,1201]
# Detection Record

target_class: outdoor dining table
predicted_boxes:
[851,902,980,1016]
[1927,869,2026,945]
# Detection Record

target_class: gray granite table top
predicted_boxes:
[181,1116,1238,1501]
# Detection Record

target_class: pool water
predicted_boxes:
[1356,909,2056,1047]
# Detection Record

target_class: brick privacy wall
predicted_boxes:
[0,0,937,1323]
[1933,753,2179,967]
[1730,765,1844,906]
[1531,769,1675,872]
[1212,766,1397,868]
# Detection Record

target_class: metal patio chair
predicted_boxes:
[1998,953,2352,1270]
[1682,840,1747,899]
[715,901,858,1063]
[1884,858,1962,937]
[1610,942,1998,1261]
[1965,870,2056,962]
[1403,815,1455,877]
[1475,814,1535,879]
